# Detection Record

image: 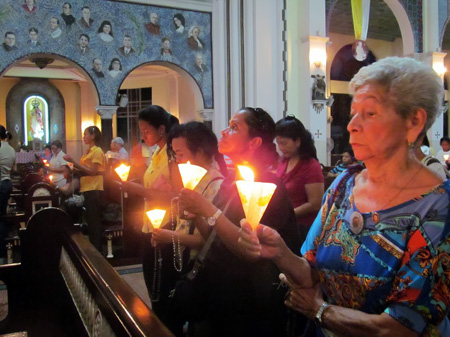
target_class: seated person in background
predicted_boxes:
[105,137,128,165]
[327,148,358,177]
[413,134,448,180]
[52,165,81,223]
[436,136,450,167]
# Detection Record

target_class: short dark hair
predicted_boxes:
[63,2,72,8]
[275,115,318,160]
[5,31,14,38]
[79,33,90,42]
[51,140,63,149]
[29,27,38,34]
[98,20,113,36]
[81,6,90,11]
[440,136,450,144]
[0,125,12,140]
[108,58,122,71]
[51,17,60,25]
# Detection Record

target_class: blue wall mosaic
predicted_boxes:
[0,0,213,108]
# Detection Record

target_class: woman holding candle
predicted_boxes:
[48,140,67,187]
[119,105,180,315]
[64,126,105,251]
[179,108,301,337]
[275,116,324,237]
[149,121,226,336]
[238,57,450,337]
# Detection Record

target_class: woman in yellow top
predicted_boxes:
[120,105,180,305]
[64,126,105,251]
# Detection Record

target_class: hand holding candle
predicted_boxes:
[178,161,207,190]
[146,209,166,230]
[444,154,449,162]
[236,165,277,230]
[115,164,131,182]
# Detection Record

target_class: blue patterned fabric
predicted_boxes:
[302,168,450,336]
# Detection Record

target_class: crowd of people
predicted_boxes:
[0,56,450,336]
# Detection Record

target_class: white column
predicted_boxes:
[212,0,229,134]
[422,0,446,151]
[95,106,118,119]
[243,0,285,122]
[286,0,328,164]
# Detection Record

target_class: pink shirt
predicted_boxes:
[276,157,324,227]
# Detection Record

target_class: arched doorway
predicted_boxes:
[326,0,404,160]
[0,54,99,160]
[116,62,205,152]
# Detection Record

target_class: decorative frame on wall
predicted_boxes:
[0,0,213,108]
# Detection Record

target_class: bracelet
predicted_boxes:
[314,302,329,327]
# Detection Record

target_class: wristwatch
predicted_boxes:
[207,208,222,226]
[314,302,329,327]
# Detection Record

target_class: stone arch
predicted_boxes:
[120,60,205,114]
[1,53,98,152]
[326,0,415,55]
[383,0,415,55]
[6,78,65,150]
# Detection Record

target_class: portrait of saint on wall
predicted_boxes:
[0,0,213,108]
[23,95,49,145]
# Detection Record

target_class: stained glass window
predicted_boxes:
[23,95,49,146]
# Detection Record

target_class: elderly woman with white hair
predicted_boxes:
[106,137,128,163]
[238,57,450,337]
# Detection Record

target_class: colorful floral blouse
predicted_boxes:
[301,167,450,336]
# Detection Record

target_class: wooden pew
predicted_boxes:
[0,208,173,337]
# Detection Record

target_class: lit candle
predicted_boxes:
[146,209,166,229]
[444,154,449,161]
[48,175,53,182]
[235,165,277,230]
[178,161,207,190]
[43,159,49,167]
[115,164,131,182]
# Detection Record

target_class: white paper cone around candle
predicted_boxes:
[115,164,131,182]
[146,209,166,229]
[444,154,449,161]
[236,166,277,230]
[67,162,73,170]
[178,161,207,190]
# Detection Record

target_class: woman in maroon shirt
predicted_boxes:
[275,116,324,237]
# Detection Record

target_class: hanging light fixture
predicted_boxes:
[30,58,54,69]
[351,0,371,61]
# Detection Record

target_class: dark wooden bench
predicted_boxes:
[0,208,172,336]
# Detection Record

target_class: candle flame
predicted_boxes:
[236,165,276,230]
[115,164,131,182]
[146,209,166,229]
[444,154,449,161]
[237,165,254,182]
[49,175,53,181]
[178,161,207,190]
